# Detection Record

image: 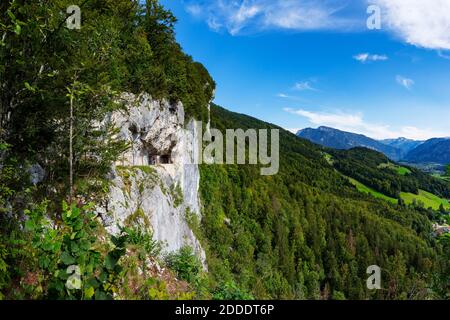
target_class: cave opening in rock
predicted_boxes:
[149,153,172,165]
[128,124,139,140]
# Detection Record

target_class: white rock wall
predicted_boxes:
[102,93,206,266]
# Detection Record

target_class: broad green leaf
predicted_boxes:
[60,251,76,265]
[95,291,110,300]
[104,254,117,270]
[84,287,95,299]
[24,82,35,92]
[7,11,16,21]
[14,24,21,35]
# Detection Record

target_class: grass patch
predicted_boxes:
[323,152,334,165]
[432,173,450,183]
[346,176,397,204]
[400,189,450,210]
[378,162,411,176]
[396,166,412,176]
[170,184,184,208]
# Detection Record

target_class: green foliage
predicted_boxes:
[0,143,8,151]
[0,0,213,211]
[197,105,447,300]
[22,201,129,300]
[0,1,213,300]
[164,246,212,299]
[123,226,161,258]
[331,148,450,199]
[212,281,254,300]
[1,0,448,301]
[378,162,411,176]
[0,244,8,300]
[166,246,202,284]
[171,184,184,208]
[346,176,397,204]
[400,190,450,211]
[446,164,450,177]
[0,199,175,300]
[147,278,171,300]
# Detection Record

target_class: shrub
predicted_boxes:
[24,201,129,300]
[0,244,8,300]
[123,226,161,258]
[212,281,254,300]
[165,246,202,284]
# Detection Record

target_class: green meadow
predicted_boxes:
[400,190,450,210]
[346,176,450,211]
[378,162,412,176]
[346,177,398,204]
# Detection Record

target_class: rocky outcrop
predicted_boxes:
[101,93,206,266]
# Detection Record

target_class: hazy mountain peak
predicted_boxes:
[297,126,449,164]
[296,126,403,160]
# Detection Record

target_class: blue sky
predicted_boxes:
[160,0,450,140]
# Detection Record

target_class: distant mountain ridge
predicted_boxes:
[297,126,450,164]
[297,126,403,160]
[404,138,450,164]
[380,137,424,155]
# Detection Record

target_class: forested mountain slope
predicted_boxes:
[297,126,403,160]
[329,147,450,200]
[197,105,449,300]
[404,138,450,165]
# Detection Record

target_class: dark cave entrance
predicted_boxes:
[149,153,172,165]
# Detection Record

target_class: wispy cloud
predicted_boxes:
[293,81,318,91]
[353,53,388,63]
[373,0,450,51]
[184,0,361,35]
[437,51,450,60]
[396,75,414,90]
[186,4,203,16]
[186,0,450,53]
[284,108,445,140]
[276,93,305,101]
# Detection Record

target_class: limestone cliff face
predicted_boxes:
[102,93,206,265]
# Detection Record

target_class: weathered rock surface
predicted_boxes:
[101,93,206,266]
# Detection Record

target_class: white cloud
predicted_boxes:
[293,81,318,91]
[438,51,450,60]
[184,0,359,35]
[207,17,222,32]
[353,53,388,63]
[287,128,303,134]
[277,93,305,101]
[373,0,450,50]
[186,0,450,52]
[186,4,203,16]
[396,75,414,90]
[284,108,446,140]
